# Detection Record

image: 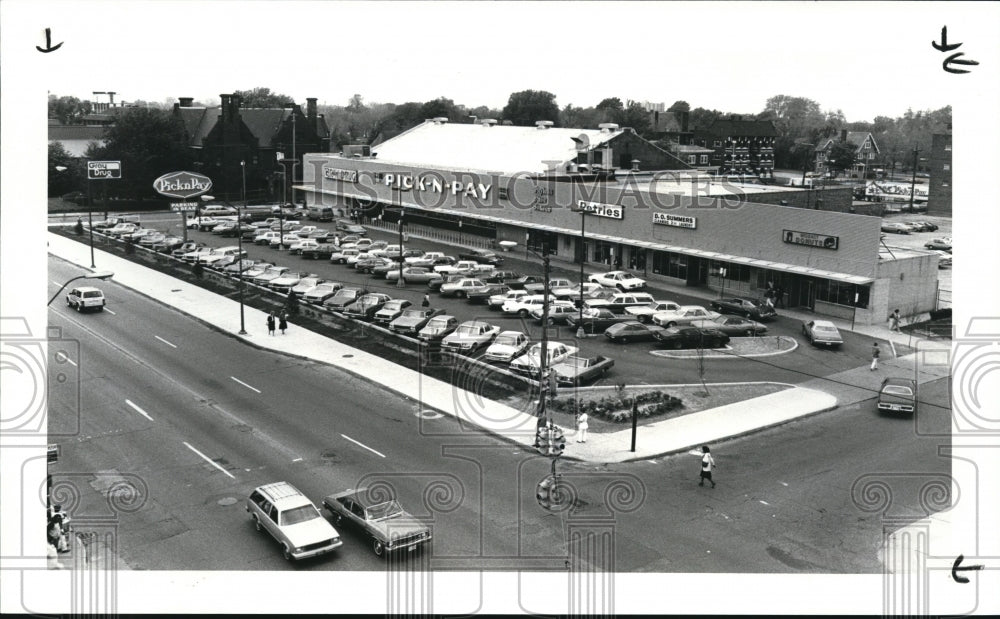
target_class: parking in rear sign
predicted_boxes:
[88,160,121,179]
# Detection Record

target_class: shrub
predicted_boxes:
[550,390,682,422]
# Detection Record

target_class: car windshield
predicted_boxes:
[455,325,480,336]
[83,291,102,298]
[384,301,404,310]
[280,505,320,526]
[882,385,914,396]
[815,325,839,333]
[495,334,522,346]
[366,500,404,521]
[427,318,448,328]
[332,291,355,299]
[400,310,425,319]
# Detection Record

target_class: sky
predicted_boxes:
[18,1,971,120]
[3,1,1000,616]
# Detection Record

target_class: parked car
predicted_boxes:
[323,287,363,311]
[877,377,917,415]
[246,481,342,561]
[603,321,666,343]
[501,294,560,317]
[65,286,105,312]
[583,291,656,313]
[524,278,574,295]
[466,282,509,304]
[181,246,217,263]
[488,288,529,310]
[291,276,323,296]
[911,220,938,232]
[427,273,465,292]
[555,282,606,301]
[199,246,246,267]
[241,262,275,280]
[106,222,139,238]
[330,248,361,265]
[270,271,307,293]
[211,221,239,236]
[588,270,646,291]
[372,299,413,325]
[625,300,682,323]
[405,251,445,266]
[924,237,952,251]
[302,282,343,304]
[440,278,489,299]
[126,227,158,242]
[881,222,911,234]
[356,256,394,274]
[417,315,460,342]
[441,320,501,354]
[709,297,777,321]
[802,320,844,348]
[652,326,731,349]
[529,303,579,325]
[321,488,431,557]
[903,221,934,232]
[254,230,282,245]
[389,308,445,335]
[385,267,441,284]
[224,258,257,276]
[566,307,634,334]
[150,235,184,253]
[483,331,530,364]
[252,266,291,286]
[934,250,952,269]
[509,342,579,377]
[551,355,615,386]
[343,293,393,320]
[434,260,491,276]
[651,305,721,328]
[457,247,504,266]
[690,315,768,336]
[289,238,321,256]
[138,232,166,247]
[481,270,529,286]
[171,241,204,258]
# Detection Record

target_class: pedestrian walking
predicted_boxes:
[279,312,288,335]
[422,293,430,308]
[576,411,589,443]
[699,445,716,488]
[266,312,276,336]
[775,285,785,309]
[870,342,880,371]
[889,309,902,332]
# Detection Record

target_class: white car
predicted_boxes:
[483,331,531,363]
[509,342,580,377]
[302,282,343,304]
[488,289,530,310]
[269,272,305,293]
[252,266,291,286]
[289,238,321,255]
[199,246,246,266]
[440,321,501,354]
[330,248,361,264]
[501,294,560,317]
[588,270,646,291]
[255,230,281,245]
[651,305,720,328]
[66,286,106,312]
[182,246,218,263]
[552,281,604,299]
[625,300,682,323]
[246,482,342,561]
[406,251,447,266]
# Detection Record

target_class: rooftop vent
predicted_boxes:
[431,117,449,125]
[535,120,555,130]
[598,123,620,133]
[480,119,498,127]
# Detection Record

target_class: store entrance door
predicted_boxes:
[787,277,816,310]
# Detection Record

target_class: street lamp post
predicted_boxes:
[396,205,406,289]
[237,165,248,334]
[575,207,592,325]
[48,271,114,306]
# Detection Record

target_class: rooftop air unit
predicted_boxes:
[598,123,620,133]
[535,120,554,130]
[480,119,498,127]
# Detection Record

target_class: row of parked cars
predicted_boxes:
[879,220,940,235]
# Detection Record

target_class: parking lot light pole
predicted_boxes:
[48,271,114,306]
[397,206,406,289]
[573,206,593,325]
[237,165,248,335]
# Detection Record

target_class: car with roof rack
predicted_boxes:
[247,481,342,561]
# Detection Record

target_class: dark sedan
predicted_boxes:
[323,288,363,311]
[690,315,768,337]
[653,326,730,349]
[389,308,445,335]
[458,247,504,266]
[343,293,393,320]
[566,308,634,334]
[709,297,776,321]
[603,321,665,344]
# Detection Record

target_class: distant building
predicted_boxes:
[815,130,880,179]
[48,124,106,157]
[692,116,778,179]
[926,132,952,217]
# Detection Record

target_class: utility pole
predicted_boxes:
[537,242,551,424]
[907,147,920,214]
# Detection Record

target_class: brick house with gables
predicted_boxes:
[172,94,331,203]
[693,116,778,178]
[814,130,880,179]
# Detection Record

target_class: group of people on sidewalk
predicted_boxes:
[47,504,72,555]
[266,311,289,336]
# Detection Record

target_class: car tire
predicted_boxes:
[518,309,529,318]
[666,322,676,328]
[457,291,466,299]
[252,514,262,532]
[546,317,556,326]
[672,341,682,350]
[372,539,386,557]
[745,329,754,337]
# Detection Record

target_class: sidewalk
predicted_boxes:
[48,232,948,463]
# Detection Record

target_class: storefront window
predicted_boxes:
[651,251,688,280]
[526,230,558,255]
[815,280,869,309]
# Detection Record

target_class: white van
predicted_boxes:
[66,287,106,312]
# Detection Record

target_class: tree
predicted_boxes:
[419,97,463,122]
[560,104,602,129]
[233,87,294,108]
[596,97,624,112]
[48,95,93,125]
[826,141,858,178]
[688,107,724,131]
[48,142,86,197]
[666,100,690,113]
[501,90,560,127]
[618,101,651,135]
[347,94,366,111]
[88,108,192,199]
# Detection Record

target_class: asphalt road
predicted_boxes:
[48,256,950,572]
[122,212,897,389]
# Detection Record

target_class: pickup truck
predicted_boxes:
[550,355,615,386]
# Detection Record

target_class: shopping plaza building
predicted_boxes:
[299,118,942,325]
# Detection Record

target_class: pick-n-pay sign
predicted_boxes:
[153,171,213,199]
[87,160,121,179]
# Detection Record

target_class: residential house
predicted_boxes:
[815,130,880,179]
[692,116,778,178]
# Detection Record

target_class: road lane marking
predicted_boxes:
[104,308,116,315]
[292,457,303,462]
[183,441,236,479]
[230,376,261,393]
[54,351,77,367]
[758,500,770,505]
[51,281,62,287]
[155,335,178,348]
[341,434,386,458]
[125,399,154,421]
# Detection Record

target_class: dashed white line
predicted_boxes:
[155,335,178,348]
[54,351,77,367]
[758,500,770,506]
[51,281,62,287]
[230,376,261,393]
[125,399,154,421]
[341,434,386,458]
[104,308,116,315]
[183,441,236,479]
[292,457,303,463]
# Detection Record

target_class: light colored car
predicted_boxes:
[489,289,530,310]
[440,278,488,298]
[372,299,413,324]
[385,267,441,284]
[588,270,646,291]
[389,308,445,335]
[406,251,448,266]
[802,319,844,347]
[881,222,911,235]
[553,282,605,300]
[441,320,501,353]
[269,271,306,293]
[330,248,361,264]
[106,222,139,238]
[289,238,321,255]
[246,481,342,561]
[254,230,282,245]
[690,315,768,336]
[66,286,105,312]
[509,342,580,377]
[291,276,323,296]
[651,305,720,328]
[182,246,218,263]
[933,250,952,269]
[126,228,158,242]
[302,281,343,304]
[137,232,166,247]
[322,488,431,557]
[417,315,460,342]
[924,237,952,251]
[198,246,246,266]
[625,300,682,323]
[241,262,274,280]
[528,302,578,325]
[252,266,291,286]
[483,331,531,363]
[501,294,560,317]
[584,291,656,312]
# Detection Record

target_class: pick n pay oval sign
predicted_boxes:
[153,171,213,199]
